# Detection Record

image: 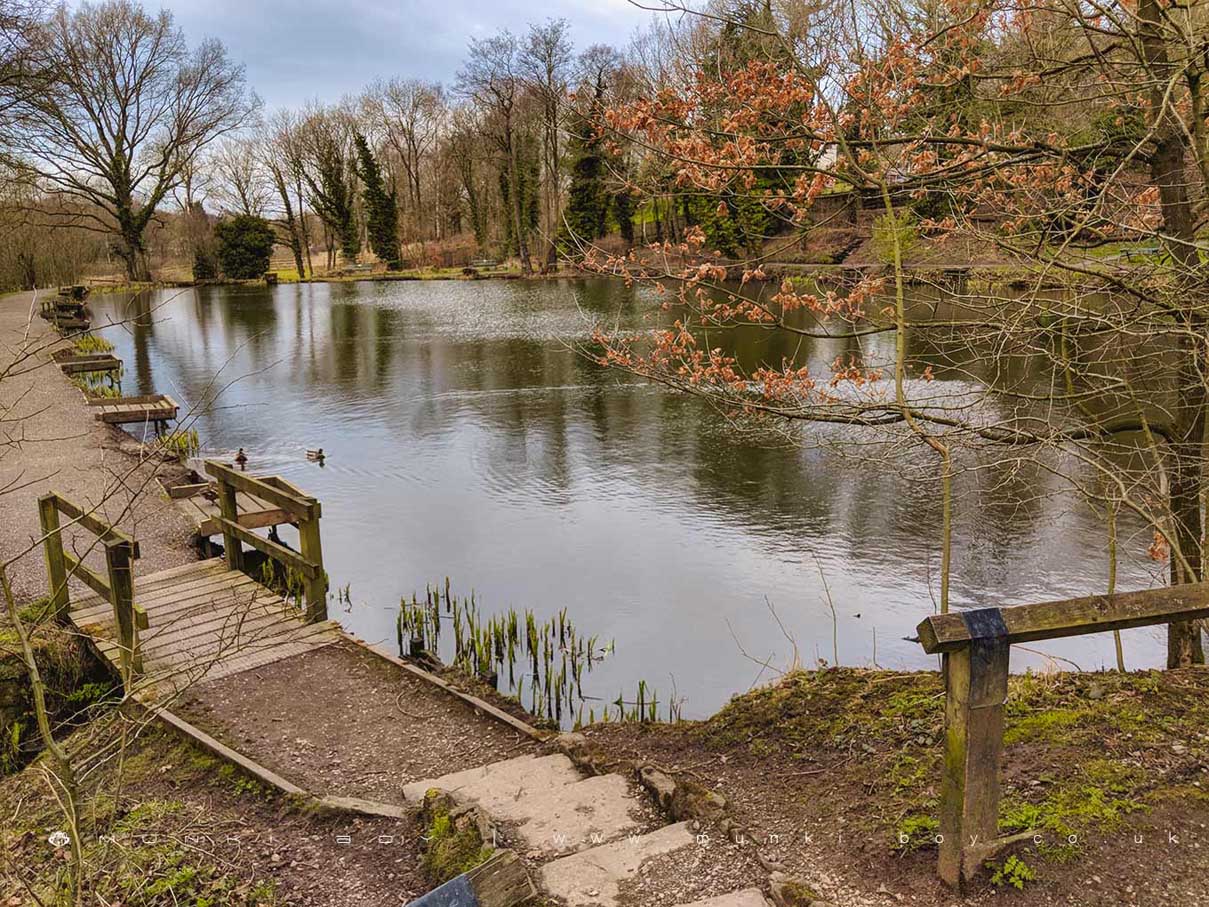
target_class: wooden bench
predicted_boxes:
[916,587,1209,887]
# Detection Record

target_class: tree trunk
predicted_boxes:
[506,126,532,276]
[1141,0,1208,666]
[120,232,151,282]
[273,167,306,281]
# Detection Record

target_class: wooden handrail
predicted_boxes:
[213,517,321,579]
[917,586,1209,654]
[204,459,327,622]
[915,590,1209,888]
[38,492,143,679]
[204,460,320,521]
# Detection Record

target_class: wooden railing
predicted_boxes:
[38,493,147,678]
[203,460,327,622]
[916,587,1209,887]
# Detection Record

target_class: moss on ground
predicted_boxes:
[1,597,116,772]
[694,667,1209,871]
[1,727,281,905]
[420,790,494,883]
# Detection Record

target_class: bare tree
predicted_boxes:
[364,78,444,243]
[457,30,533,275]
[261,110,309,279]
[8,0,256,281]
[297,103,361,270]
[209,135,269,217]
[521,19,573,267]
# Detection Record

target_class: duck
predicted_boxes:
[234,447,248,470]
[306,448,325,463]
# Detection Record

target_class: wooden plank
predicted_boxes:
[204,460,320,520]
[137,603,304,658]
[916,586,1209,654]
[199,631,340,681]
[73,571,260,622]
[71,560,226,609]
[38,495,69,618]
[215,518,320,579]
[141,622,331,674]
[190,505,293,538]
[150,707,308,796]
[167,482,210,500]
[86,393,166,406]
[78,582,274,635]
[410,851,534,907]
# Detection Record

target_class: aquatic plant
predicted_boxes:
[158,428,200,460]
[72,334,114,354]
[398,581,680,726]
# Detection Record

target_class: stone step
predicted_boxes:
[404,751,648,857]
[673,891,774,907]
[401,752,582,805]
[539,821,696,907]
[493,772,646,856]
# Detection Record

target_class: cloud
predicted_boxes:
[153,0,655,108]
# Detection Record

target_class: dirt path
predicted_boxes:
[177,639,539,803]
[0,290,198,602]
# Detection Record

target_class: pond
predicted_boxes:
[90,278,1170,719]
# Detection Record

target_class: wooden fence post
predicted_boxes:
[215,474,243,571]
[937,608,1010,888]
[105,539,141,679]
[37,494,69,620]
[298,508,327,623]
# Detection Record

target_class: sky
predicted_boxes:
[150,0,661,109]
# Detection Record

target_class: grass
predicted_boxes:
[691,667,1208,865]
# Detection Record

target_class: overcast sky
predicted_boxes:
[149,0,660,109]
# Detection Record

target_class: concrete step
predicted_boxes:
[403,751,648,856]
[674,891,774,907]
[493,772,646,856]
[539,821,696,907]
[401,752,582,805]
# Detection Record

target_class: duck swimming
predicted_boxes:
[234,447,248,470]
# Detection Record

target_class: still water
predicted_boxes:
[91,279,1169,717]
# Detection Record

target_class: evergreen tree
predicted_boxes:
[354,133,402,270]
[215,215,276,279]
[563,118,608,244]
[499,136,541,256]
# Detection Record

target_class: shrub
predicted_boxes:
[215,215,276,279]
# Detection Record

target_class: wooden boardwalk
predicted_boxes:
[68,559,341,693]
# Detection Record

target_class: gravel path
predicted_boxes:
[0,290,199,603]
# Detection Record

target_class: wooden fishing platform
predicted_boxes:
[54,351,123,377]
[38,461,331,693]
[165,474,297,538]
[88,393,178,427]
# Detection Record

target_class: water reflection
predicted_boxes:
[89,280,1169,717]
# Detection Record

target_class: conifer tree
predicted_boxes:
[354,133,402,270]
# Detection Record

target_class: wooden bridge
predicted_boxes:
[39,460,334,693]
